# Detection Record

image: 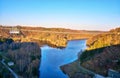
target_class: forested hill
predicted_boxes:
[87,27,120,50]
[0,25,102,33]
[0,25,102,47]
[0,38,40,78]
[80,27,120,76]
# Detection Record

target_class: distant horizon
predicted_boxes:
[0,0,120,31]
[1,24,119,31]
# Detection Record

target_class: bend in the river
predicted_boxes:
[39,39,87,78]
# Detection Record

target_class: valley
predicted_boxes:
[61,27,120,78]
[0,26,120,78]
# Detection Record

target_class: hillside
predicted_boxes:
[80,27,120,76]
[80,44,120,76]
[0,38,41,78]
[0,25,102,47]
[61,27,120,78]
[87,27,120,50]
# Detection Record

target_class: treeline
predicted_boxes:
[0,26,101,47]
[87,27,120,50]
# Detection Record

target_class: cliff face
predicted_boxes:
[0,38,41,78]
[0,26,102,47]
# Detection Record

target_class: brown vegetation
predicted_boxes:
[0,26,102,47]
[61,27,120,77]
[81,44,120,76]
[61,60,92,78]
[87,27,120,50]
[80,27,120,76]
[0,38,41,78]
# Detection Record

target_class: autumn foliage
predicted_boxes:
[0,38,41,78]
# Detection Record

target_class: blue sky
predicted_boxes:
[0,0,120,30]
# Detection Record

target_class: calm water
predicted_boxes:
[39,40,86,78]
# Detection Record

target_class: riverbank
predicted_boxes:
[0,26,102,48]
[40,39,86,78]
[61,60,93,78]
[60,27,120,78]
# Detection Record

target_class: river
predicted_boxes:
[39,39,86,78]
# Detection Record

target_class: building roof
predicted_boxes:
[9,27,20,34]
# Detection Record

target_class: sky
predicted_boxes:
[0,0,120,30]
